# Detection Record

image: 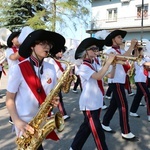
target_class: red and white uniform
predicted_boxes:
[7,58,57,135]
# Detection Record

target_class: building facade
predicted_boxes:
[87,0,150,41]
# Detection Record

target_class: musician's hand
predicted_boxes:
[15,118,34,138]
[51,96,60,107]
[107,53,116,65]
[130,39,138,48]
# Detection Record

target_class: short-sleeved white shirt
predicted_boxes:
[106,48,126,83]
[45,57,66,79]
[6,48,19,70]
[134,58,147,82]
[78,61,103,111]
[0,65,2,71]
[144,56,150,78]
[7,59,57,134]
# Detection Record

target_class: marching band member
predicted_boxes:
[6,31,22,70]
[6,26,34,71]
[6,31,22,124]
[130,47,150,122]
[6,27,34,124]
[101,30,139,141]
[45,43,70,120]
[70,37,116,150]
[6,29,64,150]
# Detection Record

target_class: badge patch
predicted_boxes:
[47,78,52,84]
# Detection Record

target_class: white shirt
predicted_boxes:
[0,64,2,71]
[78,61,103,111]
[6,47,19,70]
[134,58,147,82]
[144,56,150,78]
[7,59,57,135]
[106,48,126,83]
[45,57,66,79]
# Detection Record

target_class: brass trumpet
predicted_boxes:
[99,53,138,65]
[125,41,146,48]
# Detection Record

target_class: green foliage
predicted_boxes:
[0,0,91,33]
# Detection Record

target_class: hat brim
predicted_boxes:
[105,30,127,46]
[75,38,105,59]
[7,32,20,48]
[19,29,65,58]
[49,39,66,57]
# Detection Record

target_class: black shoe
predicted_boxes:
[9,117,14,125]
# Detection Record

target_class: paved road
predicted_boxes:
[0,72,150,150]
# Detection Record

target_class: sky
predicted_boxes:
[59,1,92,42]
[64,23,90,41]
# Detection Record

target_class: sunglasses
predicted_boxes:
[86,46,99,52]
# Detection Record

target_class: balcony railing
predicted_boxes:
[89,15,149,30]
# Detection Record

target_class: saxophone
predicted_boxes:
[127,61,135,77]
[16,59,75,150]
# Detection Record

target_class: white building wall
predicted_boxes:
[91,0,150,30]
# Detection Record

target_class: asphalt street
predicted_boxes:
[0,72,150,150]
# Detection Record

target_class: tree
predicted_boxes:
[0,0,91,34]
[0,0,46,31]
[44,0,90,33]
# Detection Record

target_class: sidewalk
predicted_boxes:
[0,72,150,150]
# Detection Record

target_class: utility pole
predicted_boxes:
[141,0,144,42]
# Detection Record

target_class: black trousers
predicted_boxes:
[147,77,150,88]
[130,82,150,115]
[71,109,108,150]
[58,90,67,116]
[73,75,82,91]
[105,83,113,97]
[125,75,132,94]
[38,145,44,150]
[103,83,131,134]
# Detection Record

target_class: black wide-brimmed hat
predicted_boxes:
[19,29,65,58]
[50,37,66,57]
[105,30,127,46]
[75,37,105,59]
[7,31,20,48]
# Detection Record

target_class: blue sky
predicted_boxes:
[58,1,92,41]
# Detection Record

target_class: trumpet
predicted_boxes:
[125,41,146,49]
[99,53,138,65]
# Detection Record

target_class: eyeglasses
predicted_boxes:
[38,42,53,49]
[86,46,99,52]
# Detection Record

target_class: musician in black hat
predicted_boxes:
[6,31,23,70]
[101,29,139,141]
[45,42,70,121]
[70,37,116,150]
[6,29,64,150]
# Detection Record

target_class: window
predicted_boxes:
[107,8,117,21]
[137,5,148,18]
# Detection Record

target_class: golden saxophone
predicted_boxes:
[16,59,75,150]
[127,61,135,77]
